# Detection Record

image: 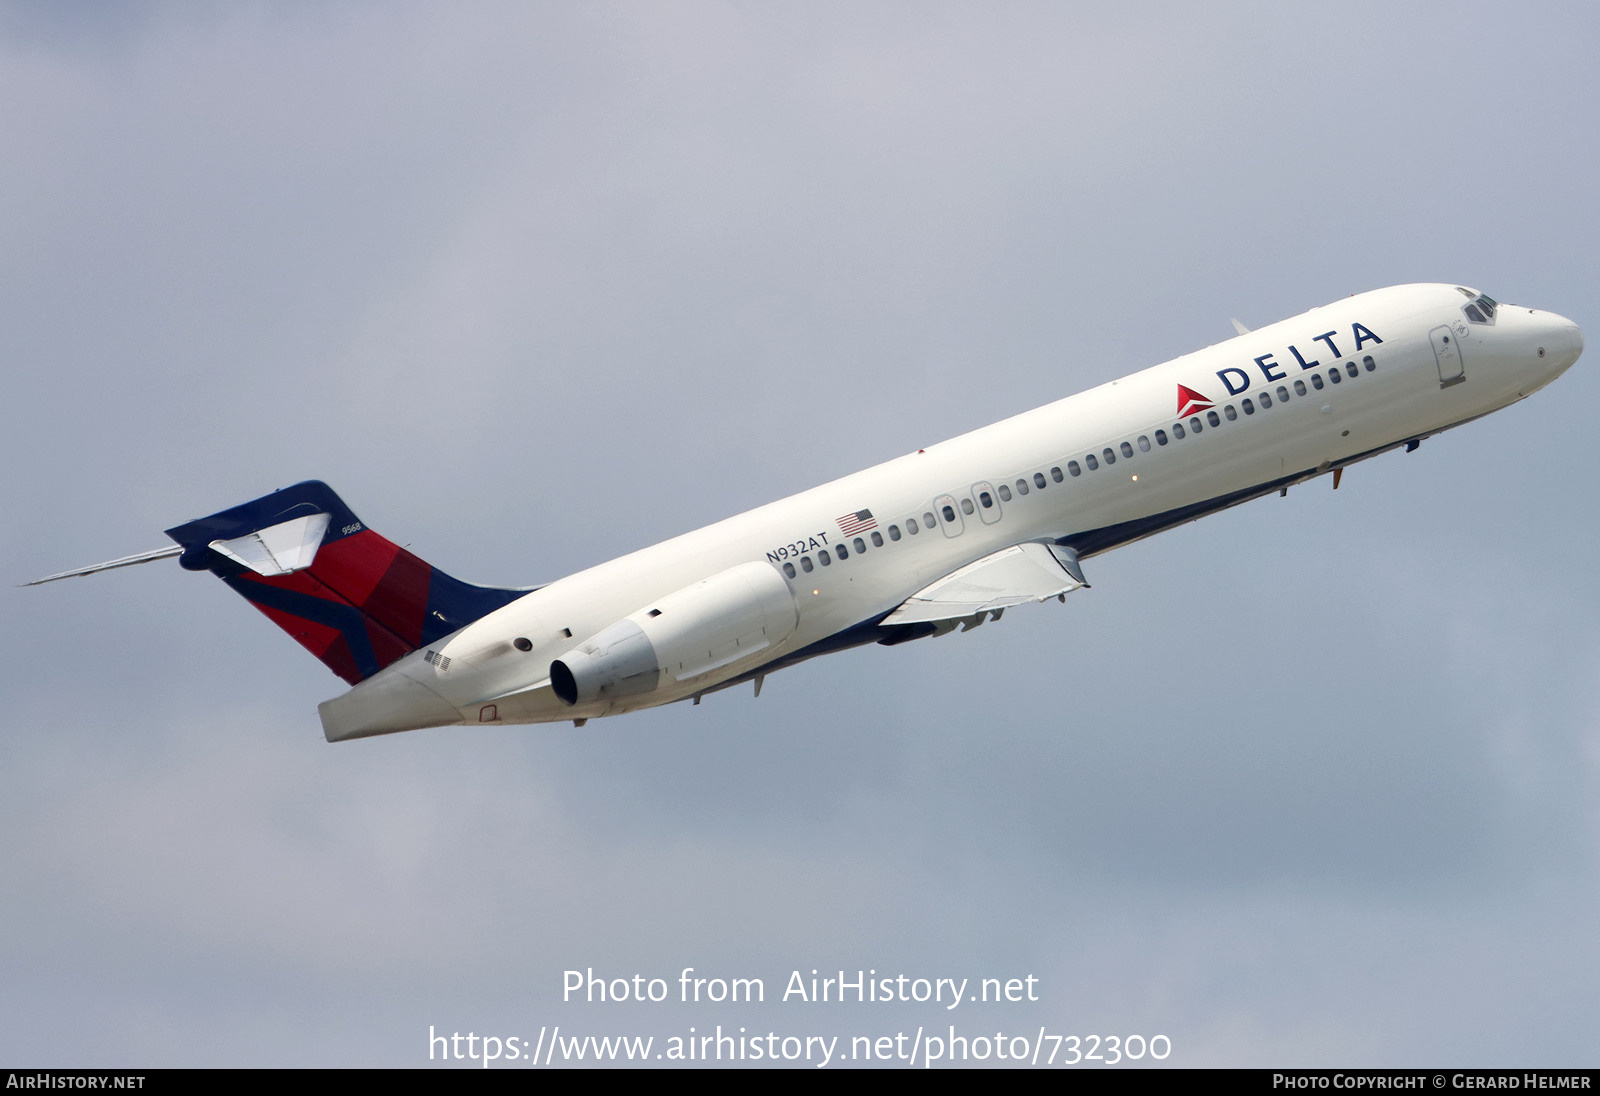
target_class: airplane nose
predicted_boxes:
[1550,314,1584,370]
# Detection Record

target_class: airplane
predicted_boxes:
[27,283,1583,742]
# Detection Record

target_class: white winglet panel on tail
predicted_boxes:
[207,514,331,577]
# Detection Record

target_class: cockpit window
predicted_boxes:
[1463,291,1497,325]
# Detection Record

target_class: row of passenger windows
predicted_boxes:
[779,508,950,578]
[1064,356,1378,477]
[773,457,1071,579]
[776,353,1380,580]
[976,467,1067,509]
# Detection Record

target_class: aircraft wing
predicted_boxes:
[883,542,1088,625]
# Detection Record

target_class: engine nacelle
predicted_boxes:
[550,561,798,706]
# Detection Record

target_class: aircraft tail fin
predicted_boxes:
[164,481,526,685]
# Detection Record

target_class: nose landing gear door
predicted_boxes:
[1431,325,1465,388]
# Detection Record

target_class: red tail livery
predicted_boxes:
[164,482,526,685]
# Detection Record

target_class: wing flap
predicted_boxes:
[883,542,1088,625]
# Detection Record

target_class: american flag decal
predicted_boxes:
[836,509,877,536]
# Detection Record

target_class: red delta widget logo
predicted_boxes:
[1176,385,1213,416]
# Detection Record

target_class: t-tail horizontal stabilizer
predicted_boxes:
[207,513,330,576]
[25,481,531,687]
[23,546,182,586]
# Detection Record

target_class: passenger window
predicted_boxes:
[924,512,936,527]
[1346,362,1358,378]
[888,525,901,541]
[800,556,814,572]
[1310,374,1324,390]
[1328,368,1341,384]
[942,505,956,522]
[1190,416,1203,433]
[819,551,831,566]
[1173,422,1186,438]
[1051,466,1064,482]
[1068,460,1082,475]
[906,518,918,534]
[1230,403,1243,419]
[1206,410,1220,427]
[1086,453,1099,471]
[1363,355,1376,372]
[783,562,796,578]
[1259,391,1272,408]
[1119,441,1134,458]
[1034,472,1048,488]
[836,544,848,561]
[853,537,866,553]
[1294,379,1307,395]
[1103,448,1116,465]
[959,498,974,515]
[871,530,883,547]
[1155,430,1168,446]
[978,491,993,508]
[997,484,1012,501]
[1138,435,1151,452]
[1276,385,1289,402]
[1015,478,1029,495]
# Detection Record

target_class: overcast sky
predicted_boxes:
[3,0,1597,1068]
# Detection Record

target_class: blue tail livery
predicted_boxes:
[162,481,527,685]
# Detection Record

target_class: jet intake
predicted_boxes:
[550,561,798,706]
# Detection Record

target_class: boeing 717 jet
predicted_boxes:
[30,284,1583,741]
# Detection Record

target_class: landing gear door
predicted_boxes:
[1431,325,1464,388]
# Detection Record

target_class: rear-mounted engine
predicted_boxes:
[551,562,798,705]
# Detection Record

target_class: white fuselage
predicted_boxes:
[318,284,1582,740]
